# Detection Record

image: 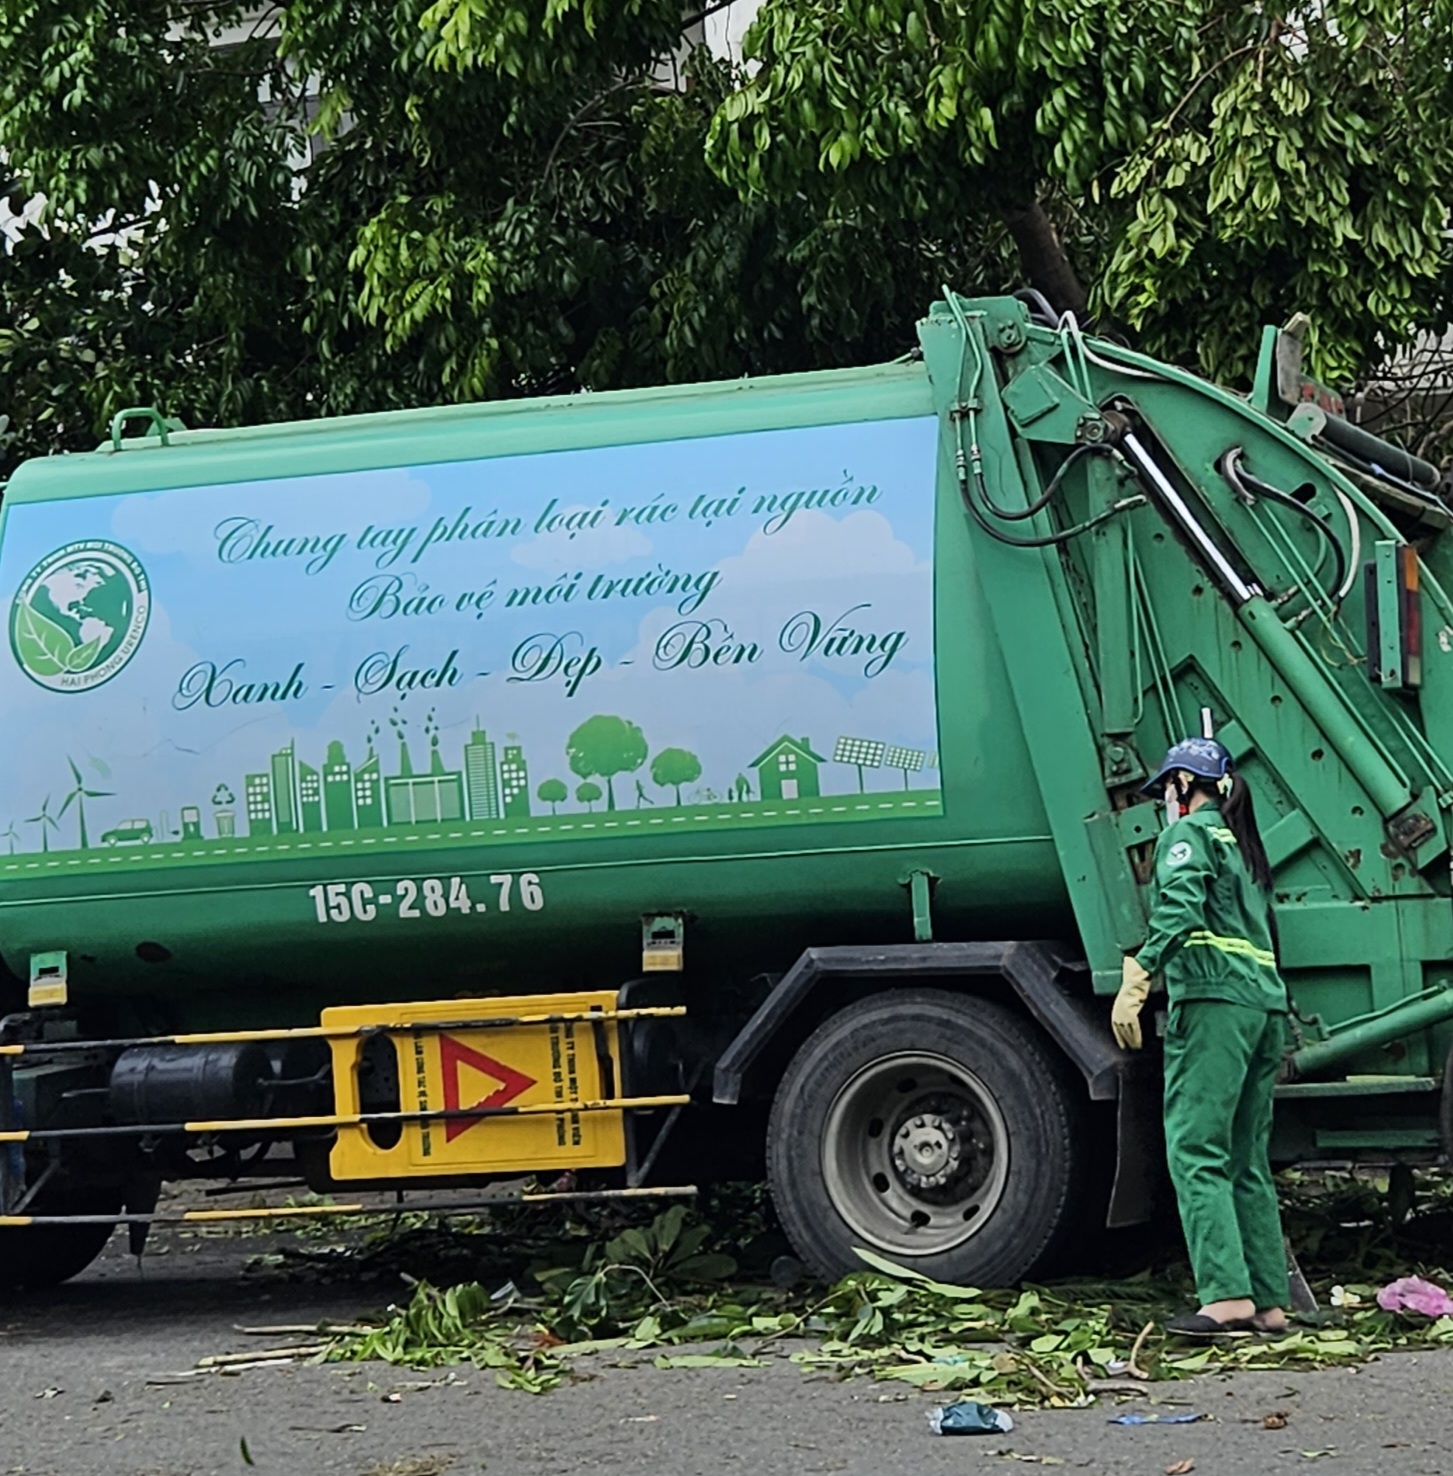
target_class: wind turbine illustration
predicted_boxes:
[59,758,113,850]
[27,796,59,853]
[0,821,18,855]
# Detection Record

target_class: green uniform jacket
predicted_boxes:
[1134,802,1288,1012]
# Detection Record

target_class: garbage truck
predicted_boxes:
[3,290,1452,1292]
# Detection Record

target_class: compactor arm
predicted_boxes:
[921,295,1453,1100]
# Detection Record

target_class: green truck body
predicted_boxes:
[2,293,1451,1292]
[0,361,1062,1016]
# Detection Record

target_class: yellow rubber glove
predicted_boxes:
[1112,955,1153,1050]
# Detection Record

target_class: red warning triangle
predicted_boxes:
[438,1033,537,1142]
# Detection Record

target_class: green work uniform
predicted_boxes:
[1135,802,1291,1309]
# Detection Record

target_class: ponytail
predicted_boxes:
[1220,772,1273,892]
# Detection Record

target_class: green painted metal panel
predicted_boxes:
[1314,1128,1441,1149]
[1275,1076,1436,1098]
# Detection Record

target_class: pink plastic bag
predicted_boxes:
[1376,1276,1453,1317]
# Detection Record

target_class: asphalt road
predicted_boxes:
[3,1228,1453,1476]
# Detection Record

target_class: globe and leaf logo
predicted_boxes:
[9,540,150,692]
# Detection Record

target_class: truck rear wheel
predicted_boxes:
[0,1185,119,1292]
[767,990,1086,1287]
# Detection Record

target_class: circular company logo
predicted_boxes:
[8,540,150,693]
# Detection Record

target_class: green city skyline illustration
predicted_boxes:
[4,713,938,856]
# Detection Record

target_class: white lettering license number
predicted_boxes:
[306,873,544,924]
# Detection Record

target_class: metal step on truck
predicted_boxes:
[2,291,1451,1293]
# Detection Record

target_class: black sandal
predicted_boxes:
[1164,1312,1255,1338]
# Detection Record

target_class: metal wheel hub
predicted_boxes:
[821,1051,1011,1257]
[891,1110,960,1189]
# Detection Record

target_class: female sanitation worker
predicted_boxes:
[1112,737,1291,1338]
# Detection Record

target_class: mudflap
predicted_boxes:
[1107,1056,1166,1228]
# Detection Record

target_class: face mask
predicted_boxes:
[1163,778,1183,823]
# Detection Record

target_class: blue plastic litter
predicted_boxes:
[928,1400,1015,1435]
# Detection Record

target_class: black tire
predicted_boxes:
[767,989,1088,1287]
[0,1182,118,1292]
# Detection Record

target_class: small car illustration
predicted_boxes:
[100,819,154,846]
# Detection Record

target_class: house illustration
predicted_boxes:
[750,735,825,801]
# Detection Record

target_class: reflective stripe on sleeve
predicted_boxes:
[1184,930,1277,969]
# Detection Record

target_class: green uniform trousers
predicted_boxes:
[1163,998,1290,1309]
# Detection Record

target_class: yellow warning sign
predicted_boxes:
[324,991,625,1182]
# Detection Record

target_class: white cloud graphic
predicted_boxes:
[510,508,652,571]
[715,507,920,583]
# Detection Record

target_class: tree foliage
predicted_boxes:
[1,0,1451,476]
[711,0,1453,382]
[0,0,1005,473]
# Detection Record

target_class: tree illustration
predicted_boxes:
[538,778,568,815]
[58,756,113,850]
[575,780,603,812]
[650,747,702,805]
[27,795,59,852]
[566,715,648,812]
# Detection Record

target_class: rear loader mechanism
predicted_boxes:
[919,294,1453,1170]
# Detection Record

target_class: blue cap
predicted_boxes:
[1141,737,1233,795]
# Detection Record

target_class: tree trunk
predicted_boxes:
[1000,200,1089,320]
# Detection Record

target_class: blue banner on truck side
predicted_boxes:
[0,418,941,870]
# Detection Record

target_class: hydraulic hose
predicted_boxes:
[940,286,1144,550]
[1220,447,1350,609]
[957,455,1143,549]
[1013,287,1060,328]
[973,441,1110,522]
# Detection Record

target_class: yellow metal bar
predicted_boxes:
[0,1092,690,1143]
[0,1007,685,1056]
[176,1186,694,1221]
[183,1093,688,1135]
[0,1183,697,1230]
[518,1185,695,1204]
[175,1006,684,1045]
[181,1203,369,1223]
